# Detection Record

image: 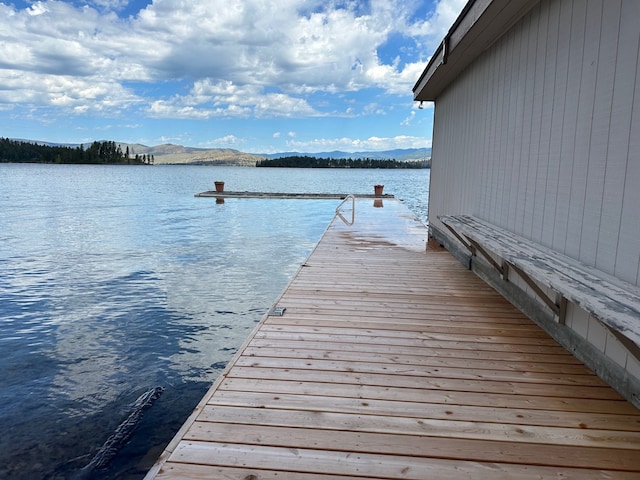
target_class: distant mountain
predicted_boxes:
[136,145,431,164]
[131,143,207,156]
[130,144,263,166]
[9,139,431,166]
[258,148,431,162]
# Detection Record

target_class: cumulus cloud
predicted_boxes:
[405,0,467,40]
[212,134,242,146]
[0,0,464,119]
[0,69,139,113]
[286,135,431,152]
[148,79,317,119]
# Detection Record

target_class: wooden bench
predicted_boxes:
[439,215,640,357]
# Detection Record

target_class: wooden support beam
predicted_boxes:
[467,238,504,277]
[557,294,568,325]
[604,325,640,364]
[506,261,561,317]
[443,222,472,253]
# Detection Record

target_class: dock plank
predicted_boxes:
[145,199,640,479]
[241,346,593,373]
[161,441,640,479]
[183,422,640,470]
[246,339,587,364]
[206,391,640,431]
[225,365,622,399]
[232,356,607,387]
[218,378,639,414]
[193,405,640,449]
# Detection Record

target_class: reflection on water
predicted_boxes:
[0,164,428,479]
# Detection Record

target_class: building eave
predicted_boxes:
[413,0,540,102]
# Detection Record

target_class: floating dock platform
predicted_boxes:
[195,191,394,199]
[145,198,640,479]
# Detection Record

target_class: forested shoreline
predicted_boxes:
[1,138,430,168]
[0,138,153,165]
[256,155,430,169]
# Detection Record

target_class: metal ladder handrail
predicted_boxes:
[335,194,355,226]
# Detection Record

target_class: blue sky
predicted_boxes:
[0,0,466,153]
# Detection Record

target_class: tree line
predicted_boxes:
[0,138,154,165]
[256,155,430,169]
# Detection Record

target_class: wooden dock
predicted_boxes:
[145,199,640,480]
[195,191,394,199]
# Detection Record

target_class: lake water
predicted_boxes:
[0,164,429,479]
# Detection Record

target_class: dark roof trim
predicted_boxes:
[413,0,539,101]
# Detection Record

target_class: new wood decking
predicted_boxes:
[145,199,640,480]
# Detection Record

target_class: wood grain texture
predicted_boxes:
[440,214,640,347]
[145,200,640,480]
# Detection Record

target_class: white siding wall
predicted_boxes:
[430,0,640,286]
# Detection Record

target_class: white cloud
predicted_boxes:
[0,69,139,112]
[431,0,468,37]
[363,103,386,115]
[286,135,431,152]
[401,110,416,126]
[405,0,467,39]
[212,134,242,146]
[0,0,464,118]
[27,2,48,16]
[148,79,317,119]
[85,0,130,11]
[148,100,221,119]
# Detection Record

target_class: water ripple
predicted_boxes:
[0,163,428,479]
